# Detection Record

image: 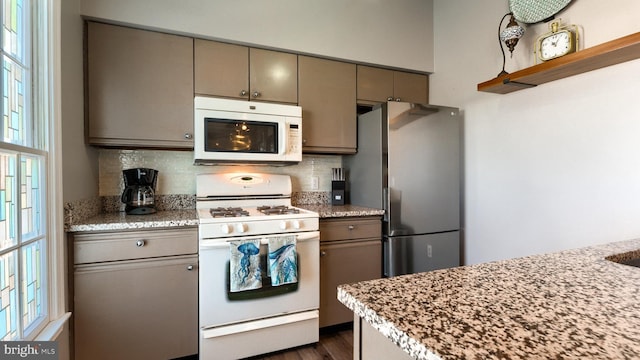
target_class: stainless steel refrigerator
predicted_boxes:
[345,102,461,277]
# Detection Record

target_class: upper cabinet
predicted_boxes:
[86,22,194,148]
[195,39,298,104]
[357,65,429,105]
[85,23,431,153]
[194,40,249,100]
[298,56,357,154]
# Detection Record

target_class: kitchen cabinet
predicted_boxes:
[357,65,429,105]
[195,39,298,104]
[71,227,198,360]
[298,56,357,154]
[319,217,382,327]
[86,22,194,148]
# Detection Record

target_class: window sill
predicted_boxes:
[35,312,71,341]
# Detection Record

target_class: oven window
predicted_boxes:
[204,118,278,153]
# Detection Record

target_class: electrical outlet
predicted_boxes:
[311,176,319,190]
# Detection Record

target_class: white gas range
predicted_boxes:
[196,173,320,360]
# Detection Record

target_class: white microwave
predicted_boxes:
[194,97,302,164]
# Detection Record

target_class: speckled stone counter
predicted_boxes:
[297,204,385,218]
[66,209,198,233]
[66,204,381,233]
[338,238,640,359]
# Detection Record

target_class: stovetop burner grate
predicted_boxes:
[209,207,250,218]
[257,205,301,215]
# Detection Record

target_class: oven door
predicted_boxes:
[199,230,319,328]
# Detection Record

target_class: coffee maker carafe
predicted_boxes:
[121,168,158,215]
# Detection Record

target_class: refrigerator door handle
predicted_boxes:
[382,187,389,222]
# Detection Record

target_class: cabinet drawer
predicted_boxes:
[320,217,381,242]
[73,228,198,264]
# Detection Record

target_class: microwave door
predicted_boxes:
[193,97,302,164]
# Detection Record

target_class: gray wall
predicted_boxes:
[79,0,435,72]
[62,0,98,203]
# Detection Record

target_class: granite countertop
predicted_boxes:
[65,204,383,233]
[338,238,640,359]
[297,204,385,218]
[66,209,199,233]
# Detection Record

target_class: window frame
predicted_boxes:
[0,0,67,341]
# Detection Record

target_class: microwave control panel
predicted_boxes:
[288,123,301,153]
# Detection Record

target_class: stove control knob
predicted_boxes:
[236,223,247,233]
[292,220,301,229]
[220,224,231,234]
[279,221,288,230]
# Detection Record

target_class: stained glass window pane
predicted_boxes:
[2,0,25,62]
[19,154,40,241]
[21,240,41,330]
[0,0,45,340]
[0,250,18,340]
[2,55,26,146]
[0,151,16,251]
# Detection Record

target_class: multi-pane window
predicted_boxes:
[0,0,48,340]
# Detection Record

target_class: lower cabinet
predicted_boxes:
[71,228,198,360]
[319,217,382,327]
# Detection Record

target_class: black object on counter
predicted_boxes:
[121,168,158,215]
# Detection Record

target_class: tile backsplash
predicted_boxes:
[99,149,342,196]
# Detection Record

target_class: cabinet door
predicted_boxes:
[393,71,429,104]
[194,39,250,99]
[320,240,382,327]
[249,48,298,103]
[357,65,429,105]
[299,56,357,154]
[87,22,194,148]
[357,65,394,104]
[74,255,198,360]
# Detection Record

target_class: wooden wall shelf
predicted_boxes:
[477,32,640,94]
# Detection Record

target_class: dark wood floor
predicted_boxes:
[245,324,354,360]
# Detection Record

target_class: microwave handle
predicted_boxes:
[280,122,289,155]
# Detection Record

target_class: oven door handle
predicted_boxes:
[200,231,319,249]
[202,310,318,339]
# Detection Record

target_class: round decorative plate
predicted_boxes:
[509,0,572,24]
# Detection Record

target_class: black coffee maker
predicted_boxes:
[121,168,158,215]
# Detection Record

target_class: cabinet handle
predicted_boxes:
[252,90,261,98]
[395,98,401,102]
[240,90,247,96]
[387,96,393,101]
[136,240,145,247]
[184,133,193,139]
[348,225,355,230]
[187,265,194,271]
[320,251,326,257]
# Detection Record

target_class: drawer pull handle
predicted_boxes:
[136,240,145,247]
[348,225,355,230]
[320,251,326,257]
[187,265,194,271]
